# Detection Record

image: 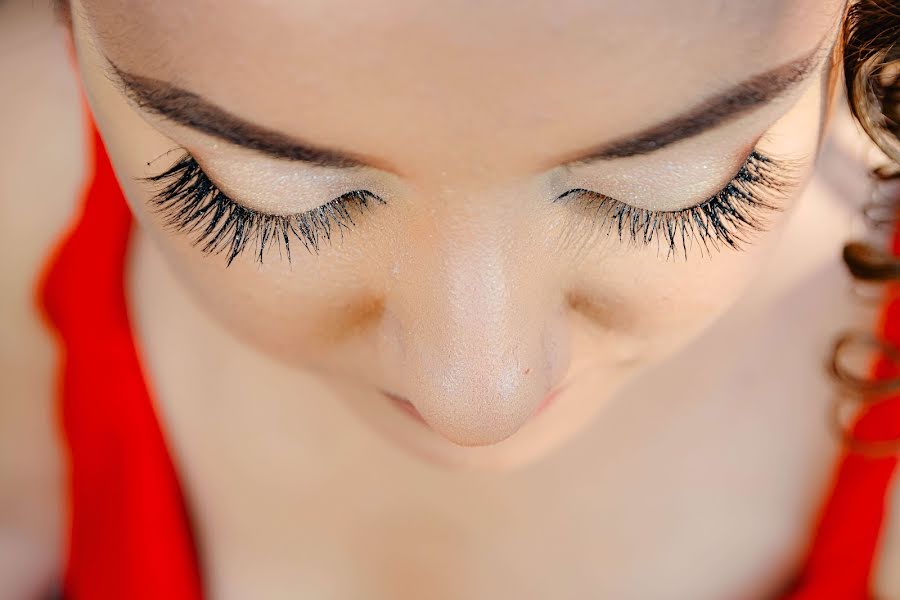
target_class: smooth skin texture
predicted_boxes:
[3,0,900,598]
[73,0,842,465]
[0,2,78,597]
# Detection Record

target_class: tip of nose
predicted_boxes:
[431,420,525,447]
[411,385,547,447]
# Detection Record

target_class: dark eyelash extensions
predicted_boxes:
[144,148,794,266]
[555,150,797,260]
[143,152,384,266]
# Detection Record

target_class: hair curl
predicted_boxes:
[832,0,900,454]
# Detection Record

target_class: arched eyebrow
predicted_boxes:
[104,39,829,171]
[559,40,831,166]
[105,59,382,170]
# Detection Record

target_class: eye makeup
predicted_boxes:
[142,147,799,266]
[142,151,385,265]
[554,149,799,259]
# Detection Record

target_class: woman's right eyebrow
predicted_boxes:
[104,58,391,171]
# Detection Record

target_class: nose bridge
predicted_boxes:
[391,205,569,446]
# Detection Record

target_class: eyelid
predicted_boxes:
[554,148,801,258]
[181,145,383,215]
[141,151,385,265]
[560,126,784,212]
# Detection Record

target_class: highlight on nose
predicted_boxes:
[382,219,571,446]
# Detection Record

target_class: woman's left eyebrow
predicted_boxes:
[556,37,833,167]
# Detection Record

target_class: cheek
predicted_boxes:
[572,229,787,369]
[133,224,391,372]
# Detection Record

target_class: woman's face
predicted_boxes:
[72,0,844,469]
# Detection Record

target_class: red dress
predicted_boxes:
[35,107,900,600]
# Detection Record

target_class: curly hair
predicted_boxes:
[828,0,900,454]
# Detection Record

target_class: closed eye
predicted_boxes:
[143,148,799,266]
[554,149,801,259]
[142,151,385,266]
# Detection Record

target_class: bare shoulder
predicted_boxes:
[0,1,84,597]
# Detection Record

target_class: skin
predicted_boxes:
[0,3,77,595]
[70,0,847,469]
[9,1,900,598]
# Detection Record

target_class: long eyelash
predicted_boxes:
[555,150,798,260]
[142,152,384,266]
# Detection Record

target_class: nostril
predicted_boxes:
[530,382,568,418]
[381,390,430,427]
[382,380,568,438]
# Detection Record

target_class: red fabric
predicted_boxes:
[784,297,900,599]
[780,200,900,599]
[33,107,898,599]
[35,109,204,599]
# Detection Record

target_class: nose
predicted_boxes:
[388,223,571,446]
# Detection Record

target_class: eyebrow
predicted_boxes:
[107,61,375,169]
[106,40,827,171]
[562,42,828,164]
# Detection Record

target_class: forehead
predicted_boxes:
[81,0,840,176]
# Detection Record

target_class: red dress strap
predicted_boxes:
[785,400,900,599]
[35,106,204,599]
[783,221,900,599]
